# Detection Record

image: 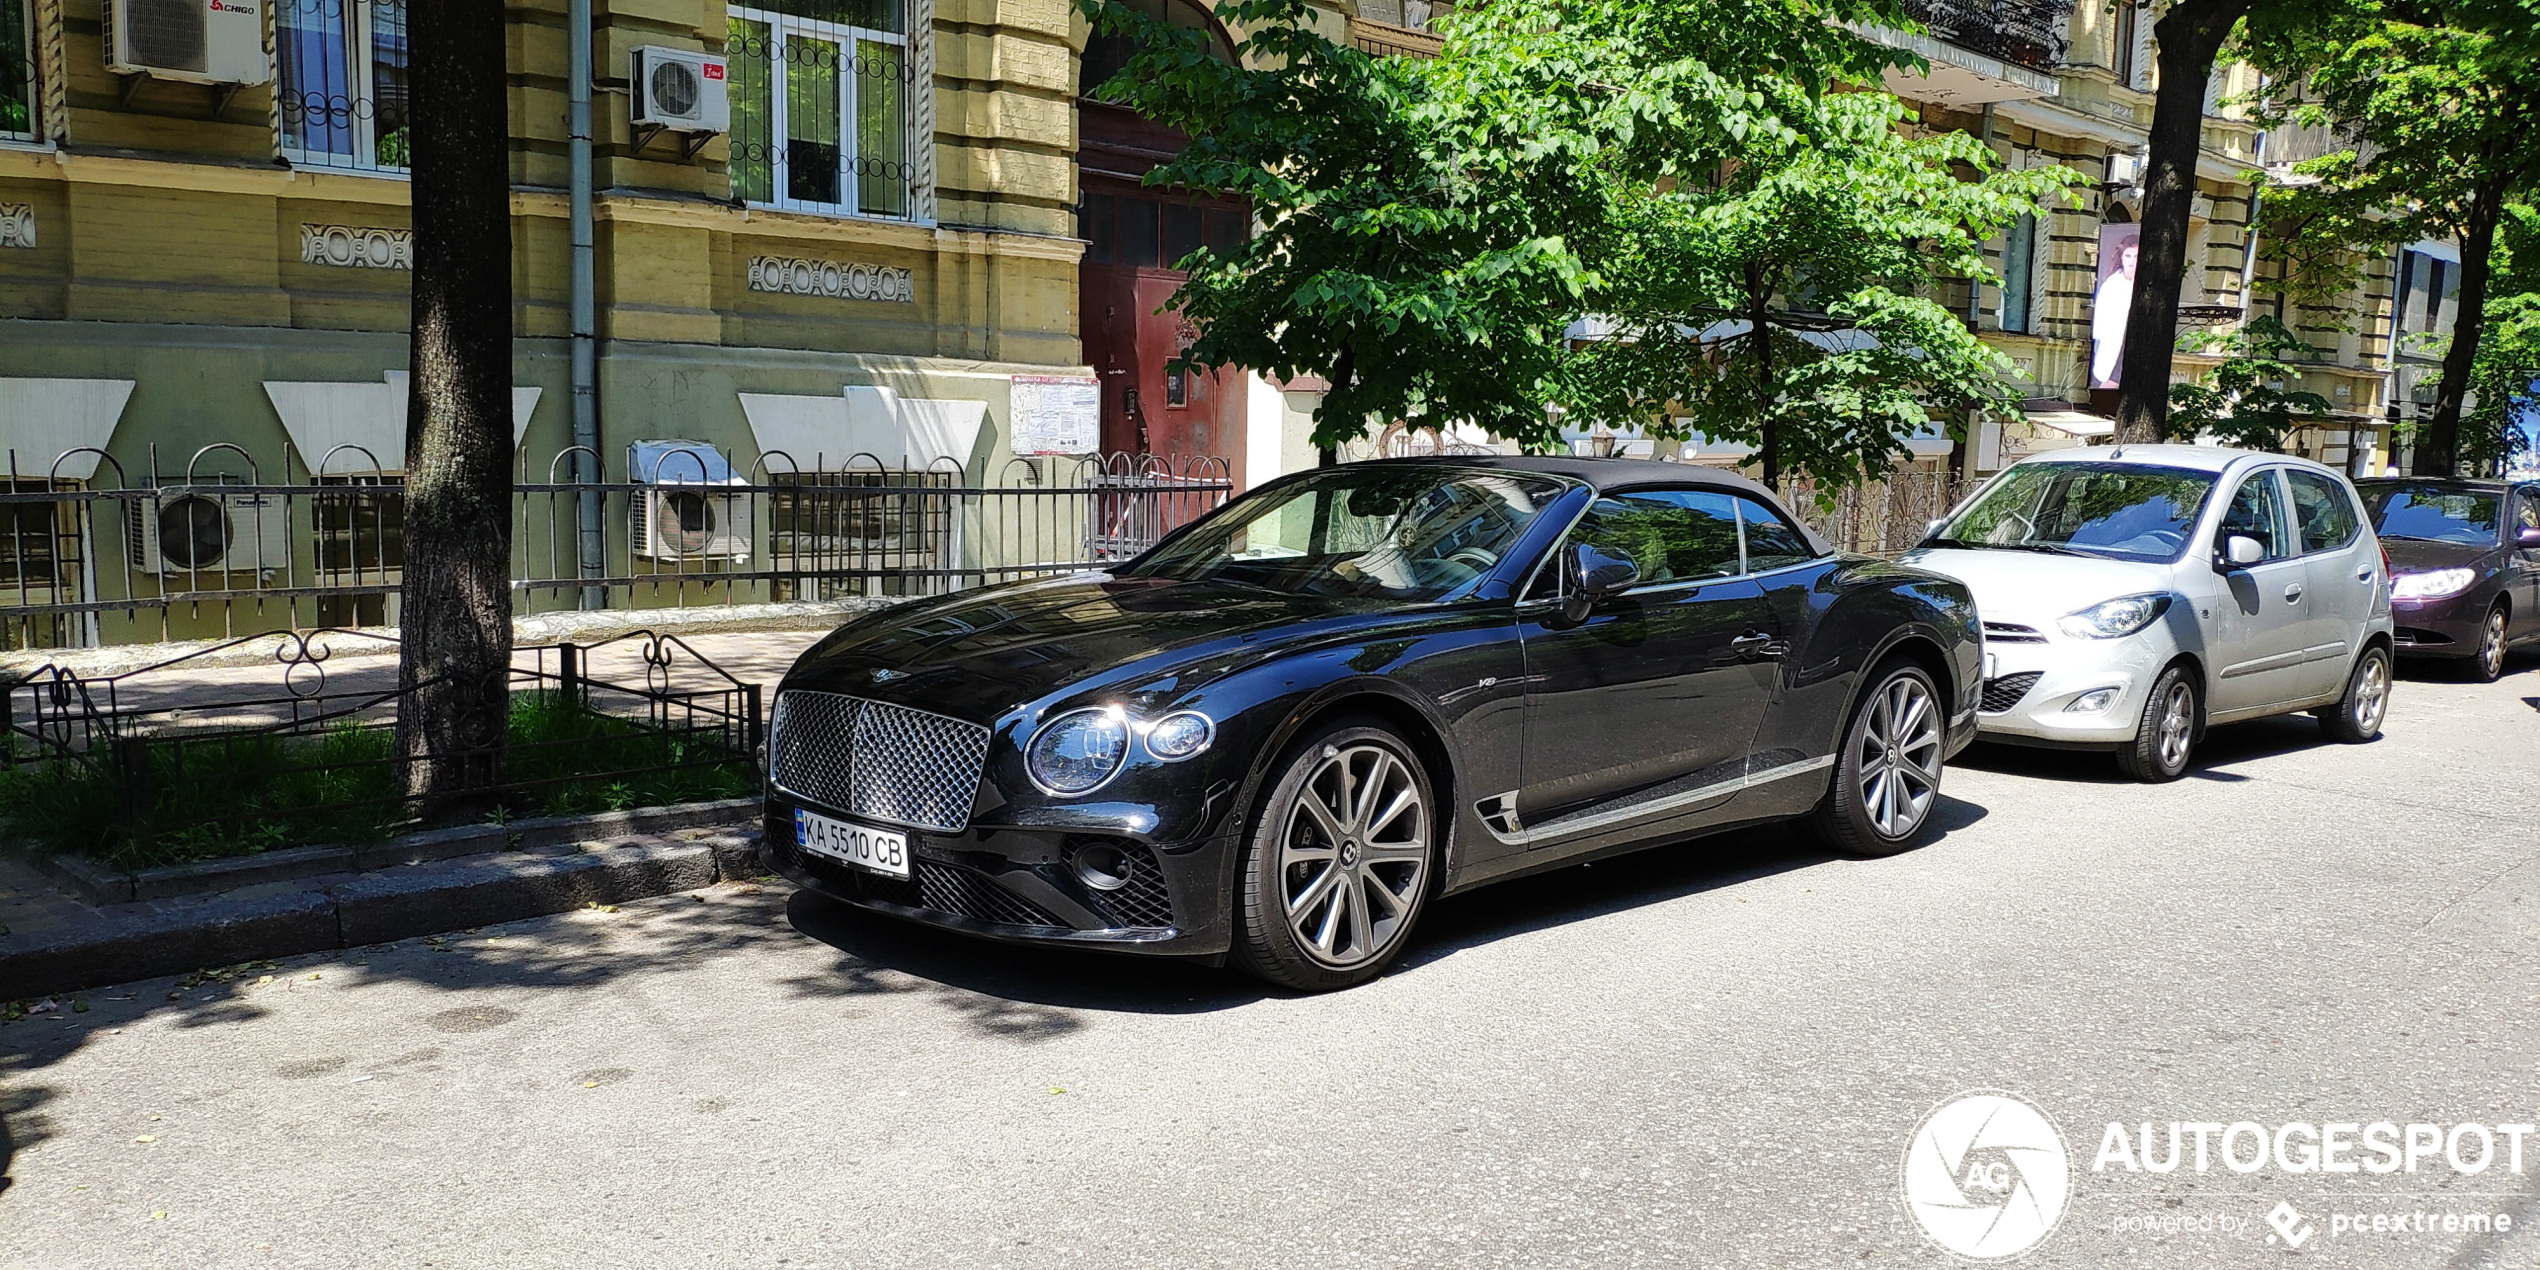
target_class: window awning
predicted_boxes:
[265,375,543,474]
[737,385,988,472]
[2023,409,2117,439]
[0,378,137,481]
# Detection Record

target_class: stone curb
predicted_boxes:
[41,797,765,905]
[0,827,770,1000]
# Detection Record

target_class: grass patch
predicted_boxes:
[0,692,755,870]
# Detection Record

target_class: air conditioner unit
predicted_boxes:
[630,47,730,134]
[632,486,750,562]
[105,0,272,86]
[125,488,289,580]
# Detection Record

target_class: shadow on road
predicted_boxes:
[778,793,1989,1007]
[1956,710,2349,785]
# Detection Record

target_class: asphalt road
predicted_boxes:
[5,660,2538,1269]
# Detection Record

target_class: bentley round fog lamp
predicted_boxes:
[1026,707,1130,795]
[1071,842,1131,891]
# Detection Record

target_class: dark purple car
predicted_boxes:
[2355,478,2540,681]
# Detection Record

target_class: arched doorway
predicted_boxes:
[1078,0,1250,481]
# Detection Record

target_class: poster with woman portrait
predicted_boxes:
[2090,224,2142,389]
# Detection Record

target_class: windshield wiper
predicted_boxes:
[1937,540,2091,556]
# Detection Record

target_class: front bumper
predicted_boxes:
[2390,600,2482,658]
[1972,628,2179,748]
[764,794,1237,957]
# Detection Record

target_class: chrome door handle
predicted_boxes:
[1730,632,1780,657]
[2284,584,2304,602]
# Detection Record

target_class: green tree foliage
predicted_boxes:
[1565,93,2076,484]
[2244,0,2540,473]
[1082,0,2072,484]
[2464,202,2540,468]
[2163,315,2334,451]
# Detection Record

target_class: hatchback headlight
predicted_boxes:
[2390,568,2476,602]
[2058,593,2173,639]
[1025,707,1131,795]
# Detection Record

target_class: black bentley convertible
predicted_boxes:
[764,456,1981,990]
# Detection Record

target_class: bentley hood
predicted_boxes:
[779,572,1380,720]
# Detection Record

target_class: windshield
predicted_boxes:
[1124,466,1570,602]
[2360,485,2500,545]
[1928,462,2218,563]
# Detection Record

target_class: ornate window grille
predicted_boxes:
[728,1,918,220]
[277,0,412,174]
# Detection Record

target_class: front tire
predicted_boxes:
[2466,605,2509,683]
[2321,645,2391,743]
[1808,659,1946,857]
[2115,665,2199,783]
[1232,720,1435,992]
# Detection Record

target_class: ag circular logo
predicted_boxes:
[1902,1091,2072,1260]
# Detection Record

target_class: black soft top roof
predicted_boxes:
[1340,454,1833,554]
[1349,453,1780,499]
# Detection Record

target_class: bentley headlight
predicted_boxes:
[2057,593,2173,639]
[2390,568,2476,602]
[1144,711,1215,761]
[1026,707,1130,795]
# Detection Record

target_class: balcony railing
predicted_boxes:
[1350,18,1444,59]
[1894,0,2073,73]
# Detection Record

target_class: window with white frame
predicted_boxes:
[1,0,34,143]
[277,0,411,173]
[728,0,916,219]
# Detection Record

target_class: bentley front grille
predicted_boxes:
[770,690,990,834]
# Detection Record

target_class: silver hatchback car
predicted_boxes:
[1901,445,2396,781]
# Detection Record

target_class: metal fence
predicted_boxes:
[1,628,761,869]
[0,446,1233,651]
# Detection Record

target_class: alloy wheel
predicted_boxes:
[2480,611,2508,679]
[1855,675,1942,839]
[2154,680,2196,772]
[1278,743,1429,968]
[2353,653,2389,733]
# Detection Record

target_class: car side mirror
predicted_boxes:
[1560,542,1639,623]
[2518,526,2540,548]
[2219,534,2266,570]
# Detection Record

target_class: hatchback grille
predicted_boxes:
[770,690,989,834]
[1980,672,2044,713]
[1982,621,2049,645]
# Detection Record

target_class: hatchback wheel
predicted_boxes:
[1808,659,1945,857]
[2321,646,2391,743]
[2466,606,2509,683]
[1233,720,1434,991]
[2115,665,2198,783]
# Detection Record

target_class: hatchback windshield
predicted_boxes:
[1928,462,2218,563]
[1125,466,1569,601]
[2359,485,2500,545]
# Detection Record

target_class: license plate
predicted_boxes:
[795,809,910,880]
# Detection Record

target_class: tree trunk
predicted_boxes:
[2113,0,2250,443]
[1317,344,1357,467]
[2413,178,2506,476]
[396,0,516,818]
[1749,272,1780,485]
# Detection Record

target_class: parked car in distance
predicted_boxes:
[1901,445,2395,783]
[2353,477,2540,682]
[763,456,1981,991]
